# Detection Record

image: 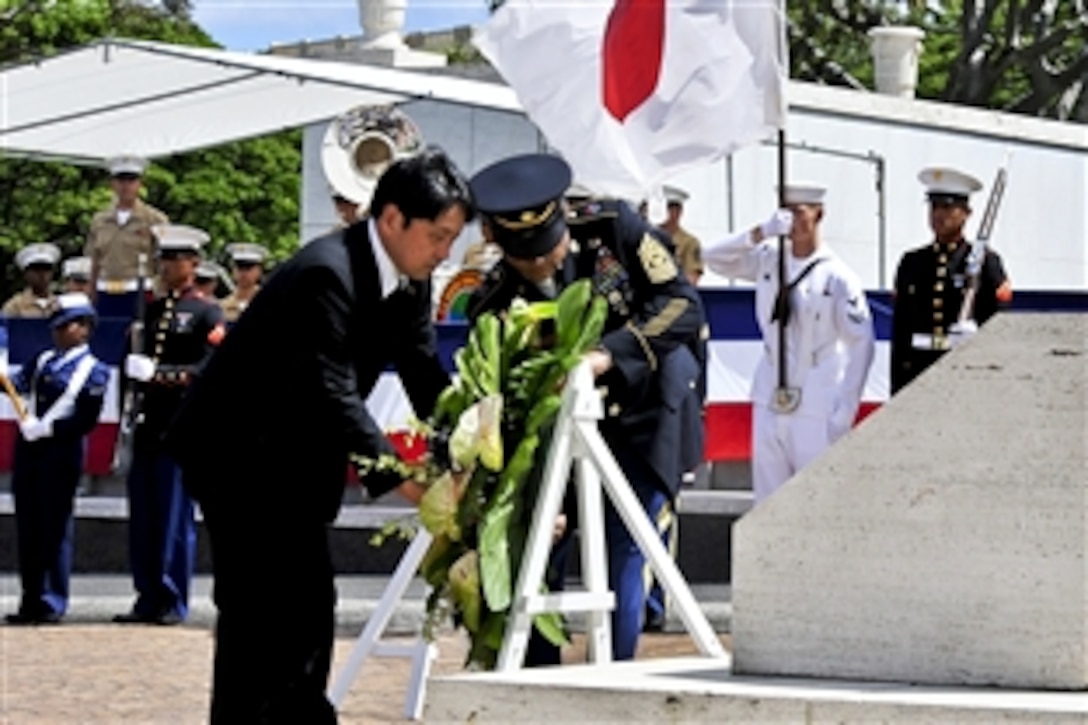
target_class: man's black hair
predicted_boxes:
[368,146,476,225]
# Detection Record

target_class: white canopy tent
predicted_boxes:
[0,38,521,165]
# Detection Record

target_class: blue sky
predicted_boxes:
[191,1,490,52]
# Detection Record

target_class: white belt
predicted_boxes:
[911,333,951,351]
[96,279,140,293]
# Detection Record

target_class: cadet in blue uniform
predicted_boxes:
[4,293,110,624]
[469,154,706,660]
[115,224,225,625]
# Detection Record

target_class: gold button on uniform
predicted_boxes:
[934,282,944,292]
[934,298,943,308]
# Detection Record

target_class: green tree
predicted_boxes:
[787,1,1087,121]
[0,0,301,300]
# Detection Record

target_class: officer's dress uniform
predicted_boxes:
[6,294,109,623]
[86,156,168,318]
[469,153,707,661]
[570,201,705,658]
[219,243,269,323]
[891,167,1011,394]
[670,227,704,282]
[119,227,224,623]
[2,243,61,318]
[704,184,875,503]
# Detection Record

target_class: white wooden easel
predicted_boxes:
[497,362,726,670]
[329,361,726,716]
[326,526,436,720]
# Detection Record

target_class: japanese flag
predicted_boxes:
[474,0,788,200]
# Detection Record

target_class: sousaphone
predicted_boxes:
[320,104,425,212]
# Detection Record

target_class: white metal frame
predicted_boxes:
[497,362,727,670]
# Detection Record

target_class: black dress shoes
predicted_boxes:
[5,611,61,625]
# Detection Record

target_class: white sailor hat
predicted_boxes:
[152,224,209,254]
[50,292,96,328]
[225,243,268,265]
[195,260,225,281]
[105,154,148,177]
[62,256,92,280]
[16,243,61,270]
[918,167,982,204]
[781,182,827,206]
[663,185,690,205]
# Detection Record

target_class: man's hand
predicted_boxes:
[755,208,793,242]
[585,348,612,378]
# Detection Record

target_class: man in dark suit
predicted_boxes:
[164,148,473,724]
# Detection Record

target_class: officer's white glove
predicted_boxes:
[19,415,52,442]
[125,353,156,382]
[0,355,9,381]
[759,209,793,239]
[947,320,979,347]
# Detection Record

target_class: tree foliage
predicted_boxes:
[0,0,301,298]
[788,0,1087,122]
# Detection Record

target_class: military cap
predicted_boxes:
[50,292,96,328]
[919,166,982,205]
[106,154,148,177]
[62,256,92,281]
[152,224,209,254]
[781,182,827,206]
[16,243,61,270]
[225,243,268,265]
[470,153,572,260]
[195,260,225,281]
[663,185,690,205]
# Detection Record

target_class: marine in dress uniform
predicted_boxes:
[470,154,706,661]
[2,243,61,318]
[62,256,93,294]
[660,185,704,285]
[163,150,470,724]
[195,260,226,300]
[218,243,268,323]
[703,183,876,503]
[114,224,225,626]
[84,155,168,318]
[891,167,1012,394]
[5,293,110,624]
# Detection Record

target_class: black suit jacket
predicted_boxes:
[165,222,449,522]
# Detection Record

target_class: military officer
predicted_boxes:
[114,224,225,626]
[84,154,168,317]
[703,183,875,503]
[218,243,268,323]
[891,167,1012,394]
[659,185,704,285]
[62,257,93,294]
[2,243,61,318]
[470,153,706,662]
[4,293,110,624]
[195,260,226,300]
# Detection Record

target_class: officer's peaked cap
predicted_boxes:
[50,292,96,328]
[62,256,92,280]
[919,166,982,205]
[106,154,148,177]
[16,243,61,270]
[225,243,268,265]
[153,224,209,255]
[470,154,572,260]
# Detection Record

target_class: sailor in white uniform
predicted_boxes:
[702,183,875,503]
